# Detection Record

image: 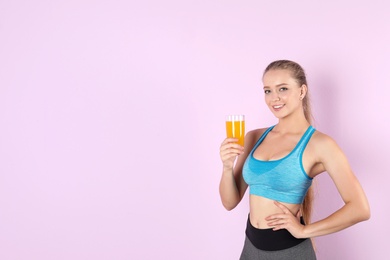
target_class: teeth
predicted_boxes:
[273,105,283,108]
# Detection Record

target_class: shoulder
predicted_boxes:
[244,127,269,149]
[310,129,344,159]
[246,127,269,140]
[310,129,338,148]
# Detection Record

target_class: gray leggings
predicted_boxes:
[240,236,317,260]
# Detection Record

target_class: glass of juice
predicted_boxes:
[226,115,245,146]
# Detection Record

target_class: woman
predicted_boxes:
[219,60,370,259]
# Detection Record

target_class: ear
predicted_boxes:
[300,84,308,99]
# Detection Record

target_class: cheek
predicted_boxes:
[279,92,289,98]
[264,95,272,103]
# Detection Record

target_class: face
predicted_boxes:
[262,69,306,119]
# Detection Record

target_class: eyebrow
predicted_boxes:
[263,83,288,89]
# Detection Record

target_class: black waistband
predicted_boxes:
[245,215,307,251]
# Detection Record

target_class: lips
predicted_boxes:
[272,104,285,109]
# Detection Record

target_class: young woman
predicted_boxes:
[219,60,370,259]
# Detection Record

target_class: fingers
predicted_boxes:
[265,213,287,221]
[273,201,291,215]
[221,138,243,147]
[264,204,305,236]
[220,150,242,161]
[220,138,244,150]
[266,213,294,230]
[266,216,288,230]
[220,146,244,157]
[220,139,244,156]
[266,203,294,229]
[219,138,245,168]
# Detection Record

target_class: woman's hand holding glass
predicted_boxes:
[219,138,245,169]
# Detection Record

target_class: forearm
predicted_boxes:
[302,201,370,238]
[219,167,241,211]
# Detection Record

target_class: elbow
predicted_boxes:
[219,190,241,211]
[348,195,371,223]
[220,198,239,211]
[361,199,371,221]
[224,206,235,211]
[361,207,371,221]
[222,201,237,211]
[356,203,371,223]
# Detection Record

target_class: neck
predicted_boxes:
[274,114,310,134]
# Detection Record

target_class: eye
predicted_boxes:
[264,89,271,94]
[279,87,288,92]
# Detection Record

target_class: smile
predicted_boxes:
[273,104,285,109]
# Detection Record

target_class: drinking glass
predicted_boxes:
[226,115,245,146]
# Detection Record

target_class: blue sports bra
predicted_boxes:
[242,125,315,204]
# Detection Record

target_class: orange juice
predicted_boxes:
[226,116,245,146]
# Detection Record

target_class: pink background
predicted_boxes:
[0,1,388,259]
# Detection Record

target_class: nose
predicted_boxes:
[271,92,280,102]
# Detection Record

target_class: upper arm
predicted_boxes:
[317,134,368,206]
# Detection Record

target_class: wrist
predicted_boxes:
[222,166,234,174]
[301,224,311,239]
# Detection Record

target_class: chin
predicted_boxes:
[272,113,286,119]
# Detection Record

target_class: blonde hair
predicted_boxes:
[263,60,314,225]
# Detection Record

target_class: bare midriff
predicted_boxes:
[249,195,301,229]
